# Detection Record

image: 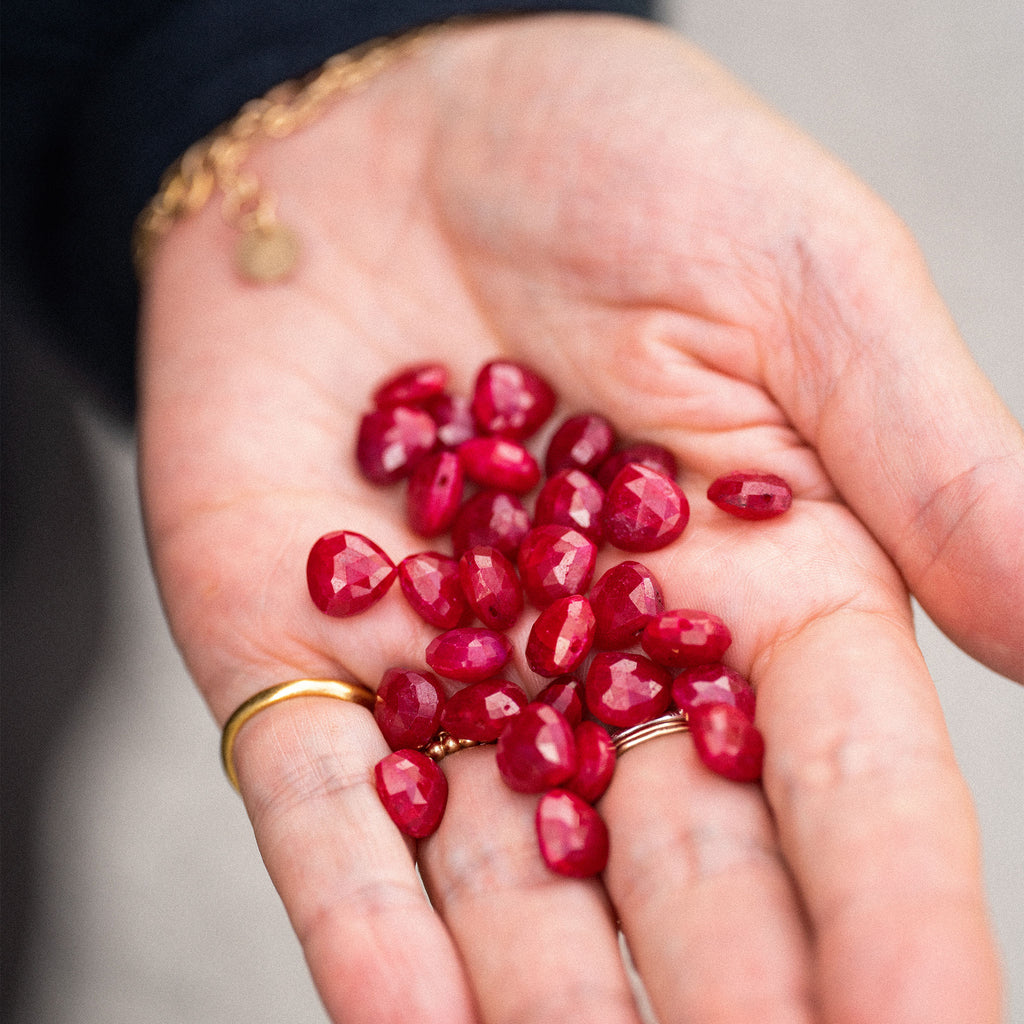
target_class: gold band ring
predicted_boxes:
[220,679,377,791]
[613,711,690,757]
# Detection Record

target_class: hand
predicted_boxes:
[137,14,1022,1023]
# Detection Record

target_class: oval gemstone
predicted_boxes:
[425,627,513,682]
[526,594,596,677]
[584,651,671,728]
[355,405,437,485]
[397,551,468,629]
[406,450,464,537]
[588,560,665,649]
[375,668,446,749]
[671,663,756,720]
[495,703,577,793]
[451,489,531,559]
[595,443,679,489]
[458,546,523,630]
[458,436,540,493]
[533,469,606,544]
[566,721,616,804]
[535,789,609,878]
[425,392,476,450]
[516,524,598,608]
[535,677,585,727]
[440,678,527,742]
[373,363,448,409]
[707,471,792,520]
[307,530,396,617]
[689,703,764,782]
[602,463,689,552]
[544,413,616,476]
[641,609,732,669]
[374,749,448,838]
[471,359,557,440]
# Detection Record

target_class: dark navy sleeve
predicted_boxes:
[2,1,655,415]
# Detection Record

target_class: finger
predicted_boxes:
[231,694,477,1024]
[758,609,1003,1024]
[765,205,1024,681]
[418,747,644,1024]
[601,733,815,1024]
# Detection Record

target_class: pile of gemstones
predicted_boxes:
[305,360,792,878]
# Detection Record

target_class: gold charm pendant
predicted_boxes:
[236,223,300,283]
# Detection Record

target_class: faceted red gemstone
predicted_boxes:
[566,721,616,803]
[535,676,585,727]
[373,363,448,409]
[602,463,689,552]
[374,749,448,838]
[544,413,616,476]
[458,436,540,493]
[495,703,577,793]
[440,678,528,742]
[533,469,605,544]
[707,471,792,520]
[688,703,764,782]
[516,524,598,608]
[671,663,756,720]
[535,789,609,878]
[406,450,464,537]
[471,360,557,440]
[397,551,468,629]
[458,546,523,630]
[526,594,596,677]
[596,443,679,489]
[584,651,671,728]
[640,609,732,669]
[425,627,514,682]
[355,405,437,485]
[307,531,396,617]
[425,392,476,450]
[451,489,531,559]
[588,560,665,649]
[375,668,446,749]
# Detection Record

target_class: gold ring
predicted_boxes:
[220,679,377,791]
[613,711,690,756]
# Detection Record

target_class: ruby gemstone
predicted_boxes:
[602,463,689,552]
[584,651,671,728]
[458,546,523,630]
[544,413,616,476]
[458,436,540,493]
[406,450,464,537]
[688,703,764,782]
[526,594,596,677]
[451,489,531,559]
[566,721,616,803]
[495,703,577,793]
[641,609,732,669]
[375,668,446,749]
[425,392,476,450]
[516,524,597,608]
[707,471,792,520]
[373,363,448,409]
[307,530,396,617]
[533,469,606,544]
[471,359,557,440]
[535,676,585,727]
[355,405,437,485]
[535,789,609,878]
[671,663,756,720]
[425,626,513,682]
[588,560,665,649]
[596,442,679,489]
[374,749,448,838]
[397,551,468,629]
[440,678,528,742]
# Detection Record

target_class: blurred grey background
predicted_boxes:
[4,1,1022,1021]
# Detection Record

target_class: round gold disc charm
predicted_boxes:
[236,223,300,283]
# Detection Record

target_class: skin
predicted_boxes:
[137,14,1023,1024]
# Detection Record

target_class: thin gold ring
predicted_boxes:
[220,679,377,791]
[613,711,690,757]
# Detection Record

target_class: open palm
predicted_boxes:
[138,14,1021,1024]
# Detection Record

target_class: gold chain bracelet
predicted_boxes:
[132,22,447,284]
